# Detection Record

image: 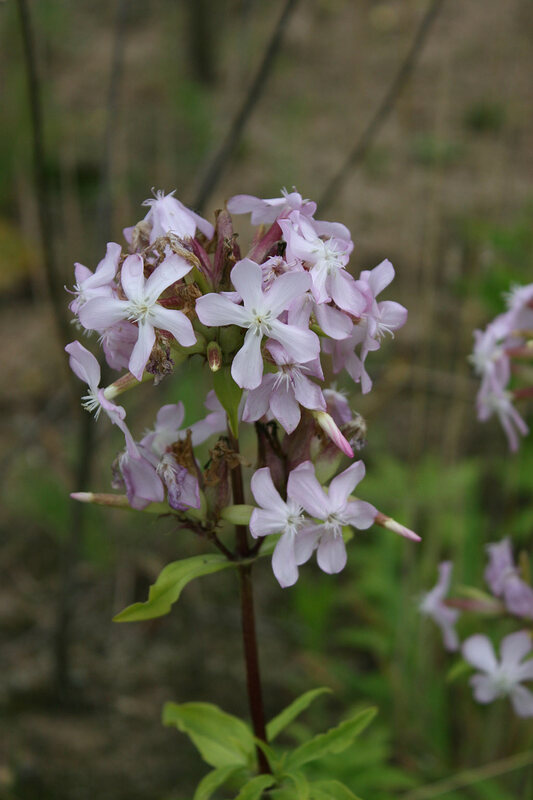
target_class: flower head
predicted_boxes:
[462,631,533,717]
[419,561,460,651]
[485,538,533,619]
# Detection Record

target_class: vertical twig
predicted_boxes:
[319,0,445,211]
[192,0,299,213]
[16,0,71,347]
[228,430,270,774]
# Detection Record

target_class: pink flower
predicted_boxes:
[419,561,460,651]
[227,188,316,225]
[462,631,533,717]
[65,340,136,453]
[324,388,352,426]
[195,258,319,389]
[156,453,200,511]
[287,461,376,574]
[125,189,214,244]
[249,467,317,588]
[279,213,366,316]
[99,320,138,371]
[189,390,235,444]
[485,539,533,619]
[116,446,165,510]
[242,341,326,434]
[79,253,196,380]
[69,242,121,314]
[477,385,528,452]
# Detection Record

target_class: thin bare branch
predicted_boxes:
[192,0,299,213]
[319,0,445,211]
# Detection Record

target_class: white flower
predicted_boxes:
[462,631,533,717]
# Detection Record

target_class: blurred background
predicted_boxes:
[1,0,533,798]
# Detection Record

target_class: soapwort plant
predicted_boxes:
[67,187,419,798]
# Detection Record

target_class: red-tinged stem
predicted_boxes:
[228,430,270,774]
[505,346,533,359]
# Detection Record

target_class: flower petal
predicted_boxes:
[269,320,319,364]
[272,532,299,587]
[328,461,365,508]
[510,684,533,717]
[78,296,127,331]
[121,254,145,302]
[129,321,155,380]
[470,674,501,704]
[500,631,533,670]
[242,375,276,423]
[195,293,250,327]
[368,259,395,297]
[288,461,328,519]
[462,634,498,674]
[230,258,264,309]
[145,254,192,303]
[266,271,312,318]
[152,306,196,347]
[317,532,347,574]
[270,380,301,433]
[232,329,264,389]
[344,499,377,530]
[65,341,101,391]
[251,467,284,512]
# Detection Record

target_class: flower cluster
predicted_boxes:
[67,187,417,587]
[470,284,533,450]
[420,538,533,717]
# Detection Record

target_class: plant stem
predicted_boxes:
[228,430,270,774]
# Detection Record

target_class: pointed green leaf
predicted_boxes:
[213,366,242,437]
[113,554,236,622]
[234,775,276,799]
[252,736,283,774]
[446,658,472,683]
[163,702,255,769]
[309,780,363,800]
[267,688,332,742]
[285,707,377,770]
[194,765,245,800]
[221,504,254,526]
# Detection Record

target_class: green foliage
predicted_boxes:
[193,766,245,800]
[163,702,255,769]
[113,554,238,622]
[267,688,332,743]
[213,367,242,438]
[233,775,276,799]
[308,780,362,800]
[221,505,254,526]
[285,708,377,771]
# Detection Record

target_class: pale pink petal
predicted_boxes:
[317,533,347,574]
[510,685,533,717]
[294,527,320,565]
[330,271,367,316]
[328,462,365,508]
[270,380,301,433]
[78,296,127,331]
[129,321,155,380]
[269,320,319,364]
[368,259,395,296]
[315,302,352,340]
[65,341,101,390]
[265,271,312,318]
[251,467,284,511]
[120,254,145,301]
[292,371,326,411]
[242,375,276,422]
[500,631,533,670]
[249,508,287,537]
[230,258,264,309]
[462,634,498,674]
[74,263,92,283]
[378,300,408,331]
[470,674,501,704]
[272,532,299,587]
[152,306,196,347]
[344,499,377,530]
[145,254,192,302]
[196,293,250,327]
[232,329,264,389]
[288,461,328,519]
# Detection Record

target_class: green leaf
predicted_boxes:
[213,366,242,437]
[234,775,276,799]
[267,688,332,742]
[194,765,245,800]
[446,658,472,683]
[221,504,254,526]
[283,771,310,799]
[163,702,255,769]
[253,737,283,773]
[113,554,236,622]
[285,707,377,770]
[309,780,363,800]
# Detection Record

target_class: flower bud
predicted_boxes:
[207,341,222,372]
[311,410,354,458]
[374,511,421,542]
